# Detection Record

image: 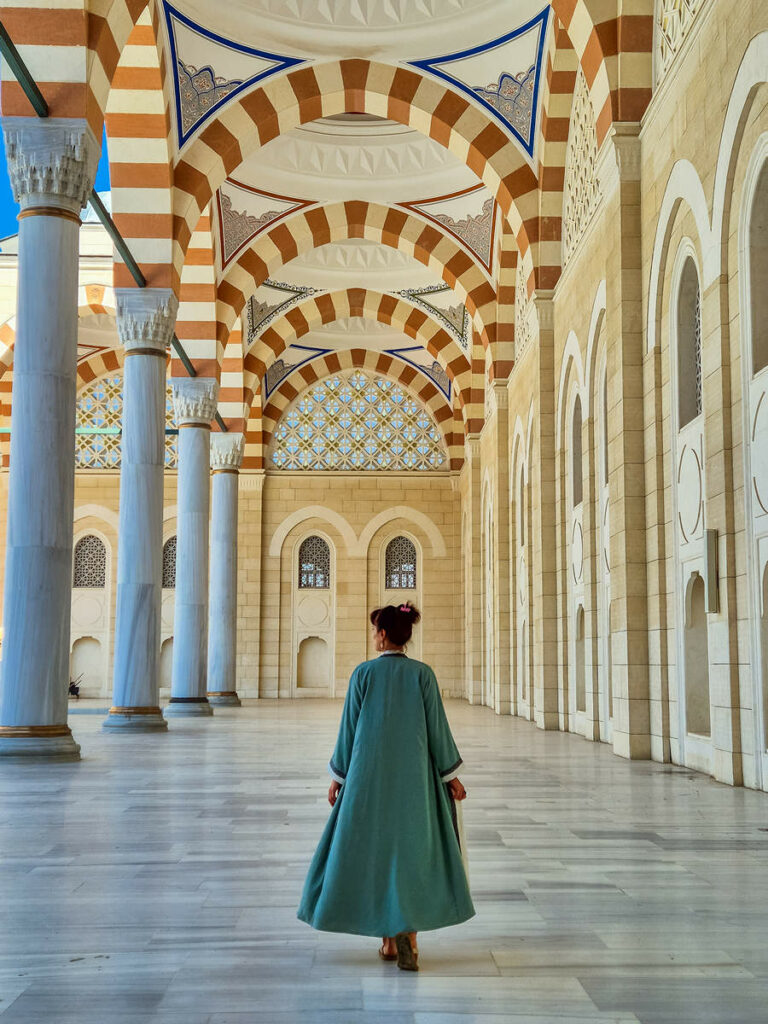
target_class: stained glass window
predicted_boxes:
[73,535,106,588]
[298,536,330,589]
[75,372,178,470]
[385,536,417,589]
[269,369,447,471]
[162,536,177,589]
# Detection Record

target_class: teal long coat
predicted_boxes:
[297,652,475,937]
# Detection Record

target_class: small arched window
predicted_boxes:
[162,536,177,589]
[677,256,703,427]
[518,472,526,546]
[572,395,583,506]
[601,369,609,481]
[750,162,768,375]
[73,535,107,588]
[298,536,330,589]
[385,536,417,589]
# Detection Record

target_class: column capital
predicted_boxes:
[171,378,218,426]
[211,432,244,471]
[2,117,100,214]
[596,122,641,196]
[116,289,178,353]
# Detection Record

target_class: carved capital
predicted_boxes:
[2,118,100,213]
[596,122,641,196]
[210,432,244,471]
[116,289,178,353]
[171,378,219,425]
[533,290,555,331]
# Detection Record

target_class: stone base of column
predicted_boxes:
[103,707,168,732]
[207,691,242,707]
[0,724,80,760]
[163,697,214,717]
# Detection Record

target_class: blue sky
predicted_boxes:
[0,92,112,240]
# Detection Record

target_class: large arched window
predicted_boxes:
[385,537,417,589]
[298,536,330,589]
[677,257,703,427]
[76,372,178,470]
[73,535,106,588]
[270,370,447,471]
[162,536,177,589]
[572,395,583,506]
[750,162,768,375]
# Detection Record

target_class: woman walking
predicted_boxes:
[297,602,474,971]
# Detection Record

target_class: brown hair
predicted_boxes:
[370,601,422,647]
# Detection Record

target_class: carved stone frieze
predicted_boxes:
[2,118,100,212]
[116,289,179,353]
[171,378,219,425]
[211,432,245,470]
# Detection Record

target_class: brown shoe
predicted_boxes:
[395,932,419,972]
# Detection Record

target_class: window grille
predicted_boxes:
[385,536,417,589]
[270,369,446,471]
[162,536,177,589]
[655,0,706,83]
[677,257,703,427]
[75,373,178,470]
[73,535,106,588]
[694,285,702,417]
[298,536,330,589]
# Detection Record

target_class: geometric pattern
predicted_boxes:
[400,185,498,275]
[408,5,550,158]
[385,535,417,589]
[75,373,179,471]
[298,536,330,589]
[562,66,601,264]
[655,0,706,83]
[246,281,319,340]
[396,284,472,351]
[269,369,448,472]
[162,536,177,589]
[72,535,107,588]
[215,180,314,268]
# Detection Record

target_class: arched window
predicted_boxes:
[572,395,583,506]
[602,369,609,481]
[162,536,177,589]
[270,369,447,471]
[73,535,106,588]
[677,257,703,427]
[385,537,417,589]
[298,536,330,589]
[750,162,768,375]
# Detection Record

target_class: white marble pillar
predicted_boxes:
[0,118,99,759]
[165,378,219,717]
[104,290,178,732]
[207,433,244,706]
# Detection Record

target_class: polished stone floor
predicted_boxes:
[1,699,768,1023]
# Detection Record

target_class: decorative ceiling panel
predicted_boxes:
[216,180,315,269]
[399,184,498,276]
[407,5,550,158]
[396,285,472,352]
[264,343,332,401]
[245,280,318,339]
[384,345,452,402]
[162,0,305,148]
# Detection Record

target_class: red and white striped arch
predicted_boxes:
[256,347,464,472]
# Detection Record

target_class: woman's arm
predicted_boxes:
[327,666,365,789]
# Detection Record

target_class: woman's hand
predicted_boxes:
[447,777,467,801]
[328,780,341,806]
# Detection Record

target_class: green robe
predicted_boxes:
[297,652,475,937]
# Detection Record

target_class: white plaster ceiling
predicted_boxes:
[277,240,444,292]
[174,0,539,61]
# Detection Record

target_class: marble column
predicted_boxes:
[165,378,219,717]
[207,433,244,706]
[0,119,99,759]
[104,290,178,732]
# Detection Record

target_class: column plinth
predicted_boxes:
[0,118,99,760]
[104,290,178,733]
[164,379,218,719]
[207,434,244,707]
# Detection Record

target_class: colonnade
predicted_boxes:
[0,120,245,758]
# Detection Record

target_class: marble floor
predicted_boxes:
[1,700,768,1023]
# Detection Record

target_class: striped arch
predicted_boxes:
[537,22,580,290]
[244,288,483,433]
[218,326,249,432]
[216,200,497,352]
[259,348,464,471]
[173,209,218,376]
[76,348,125,393]
[495,221,518,377]
[106,5,176,290]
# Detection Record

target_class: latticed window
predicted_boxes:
[162,536,177,589]
[655,0,706,83]
[73,535,106,588]
[514,261,533,359]
[75,373,179,470]
[677,256,703,427]
[563,67,601,265]
[298,536,330,589]
[385,536,417,589]
[269,369,447,472]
